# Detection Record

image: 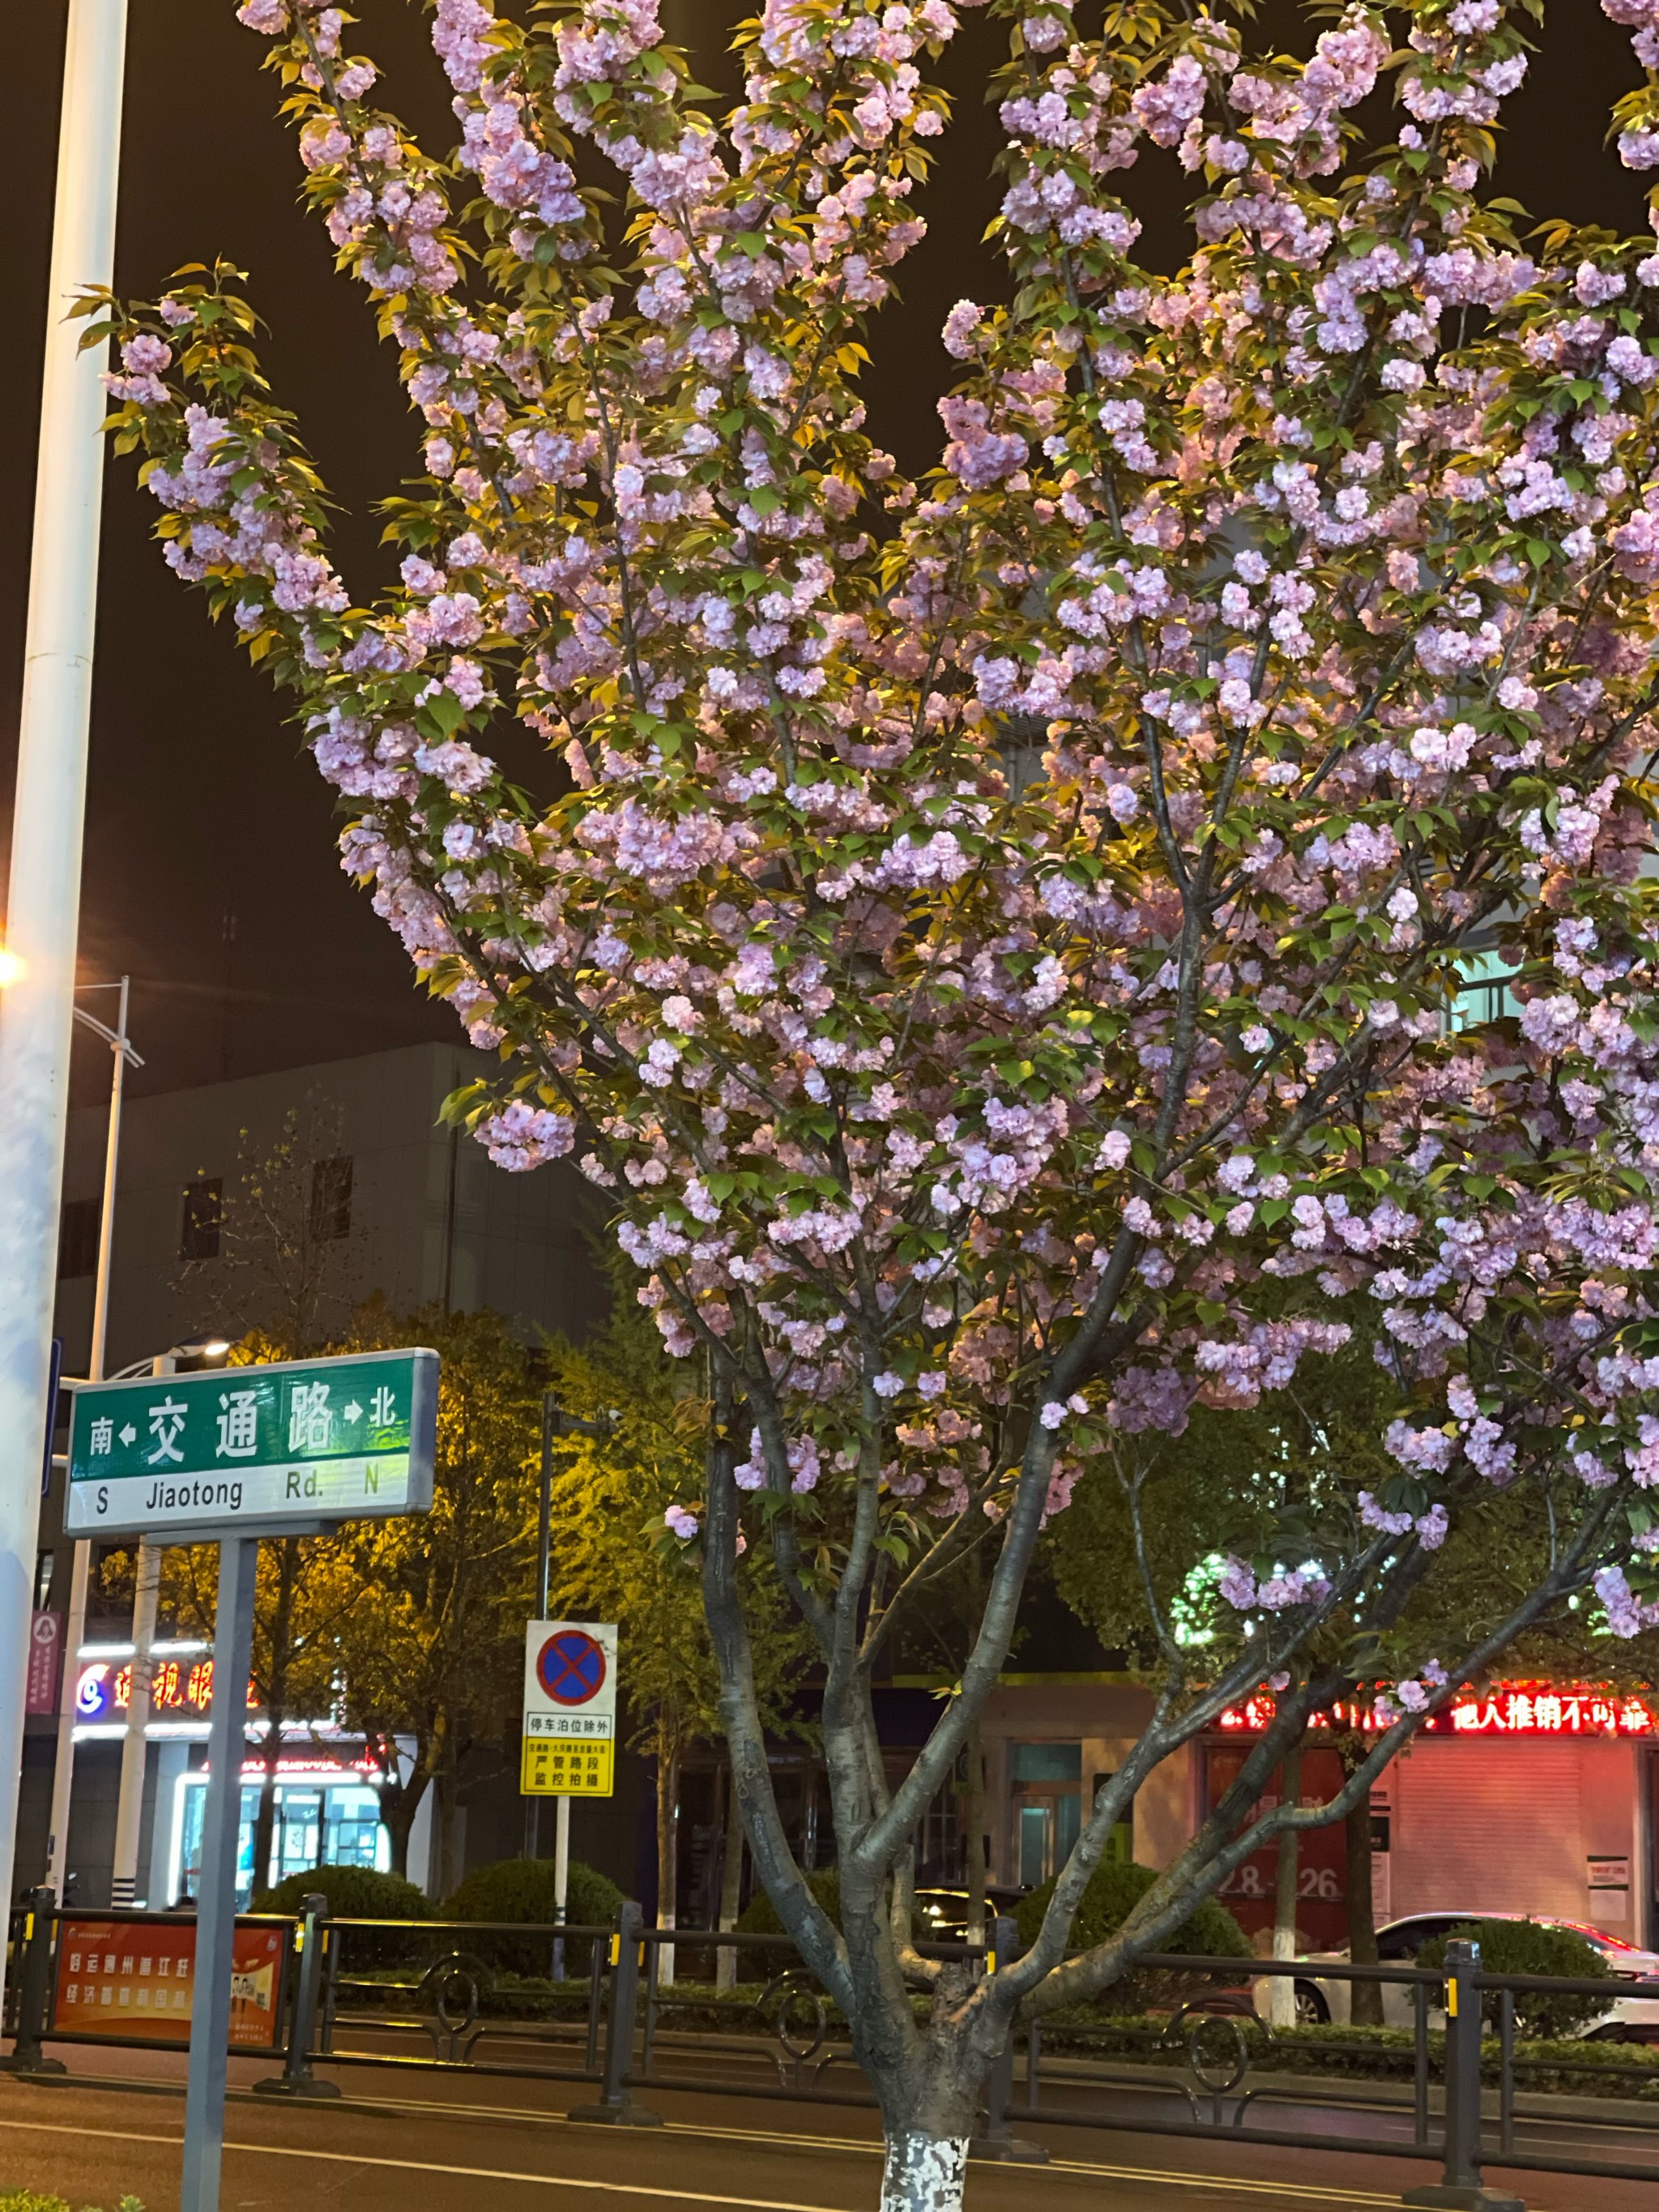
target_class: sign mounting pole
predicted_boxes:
[522,1620,618,1977]
[62,1345,441,2212]
[180,1534,257,2212]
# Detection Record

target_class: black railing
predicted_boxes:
[7,1898,1659,2201]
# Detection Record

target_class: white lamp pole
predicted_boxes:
[0,0,127,1996]
[45,976,140,1903]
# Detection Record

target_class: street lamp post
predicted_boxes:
[0,0,128,1992]
[45,978,141,1904]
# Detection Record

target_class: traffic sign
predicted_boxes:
[522,1736,615,1797]
[522,1621,616,1798]
[65,1349,439,1541]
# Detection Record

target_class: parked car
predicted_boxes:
[1276,1912,1659,2042]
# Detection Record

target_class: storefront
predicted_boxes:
[168,1761,390,1907]
[965,1674,1658,1951]
[72,1640,401,1907]
[1209,1683,1659,1949]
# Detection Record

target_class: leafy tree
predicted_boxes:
[542,1297,812,1968]
[99,4,1659,2203]
[169,1099,362,1882]
[319,1300,542,1885]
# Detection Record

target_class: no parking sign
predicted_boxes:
[522,1620,618,1797]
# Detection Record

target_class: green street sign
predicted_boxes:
[65,1348,439,1541]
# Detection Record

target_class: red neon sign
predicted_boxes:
[1217,1683,1658,1739]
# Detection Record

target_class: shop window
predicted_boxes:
[175,1777,387,1907]
[1010,1741,1081,1887]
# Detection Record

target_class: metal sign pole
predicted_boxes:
[181,1535,257,2212]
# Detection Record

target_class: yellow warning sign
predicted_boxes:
[521,1735,615,1797]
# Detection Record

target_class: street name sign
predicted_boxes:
[65,1349,439,1541]
[522,1621,617,1798]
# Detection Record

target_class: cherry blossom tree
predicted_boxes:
[92,0,1659,2201]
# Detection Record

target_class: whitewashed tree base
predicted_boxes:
[880,2133,969,2212]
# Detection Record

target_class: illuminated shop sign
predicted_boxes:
[75,1657,232,1723]
[1217,1684,1658,1739]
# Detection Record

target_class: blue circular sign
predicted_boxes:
[537,1629,607,1706]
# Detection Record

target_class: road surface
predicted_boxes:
[0,2046,1654,2212]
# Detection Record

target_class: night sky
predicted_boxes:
[2,2,1650,1108]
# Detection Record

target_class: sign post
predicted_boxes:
[66,1350,438,2212]
[181,1535,256,2212]
[522,1621,617,1967]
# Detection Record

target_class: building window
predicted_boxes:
[1009,1741,1082,1888]
[1451,946,1520,1031]
[57,1196,100,1279]
[309,1155,353,1242]
[179,1177,223,1262]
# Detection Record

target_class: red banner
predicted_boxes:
[25,1613,62,1716]
[53,1919,286,2048]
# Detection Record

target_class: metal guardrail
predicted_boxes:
[7,1897,1659,2201]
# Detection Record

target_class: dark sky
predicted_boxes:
[2,2,1648,1107]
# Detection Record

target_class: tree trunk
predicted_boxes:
[251,1748,281,1898]
[716,1759,744,1992]
[963,1719,987,1947]
[251,1539,297,1895]
[879,2132,969,2212]
[1343,1753,1384,2026]
[1268,1740,1302,2030]
[656,1724,680,1988]
[436,1745,460,1900]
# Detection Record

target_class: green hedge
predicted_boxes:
[250,1864,433,1921]
[0,2197,143,2212]
[1417,1919,1610,2040]
[441,1858,625,1975]
[1013,1860,1248,2012]
[736,1866,839,1939]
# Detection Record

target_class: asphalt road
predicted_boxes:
[0,2046,1657,2212]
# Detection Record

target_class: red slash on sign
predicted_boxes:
[536,1628,608,1706]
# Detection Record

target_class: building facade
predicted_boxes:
[17,1041,613,1910]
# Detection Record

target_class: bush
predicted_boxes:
[250,1864,434,1977]
[1418,1919,1610,2040]
[250,1864,433,1921]
[0,2197,143,2212]
[1015,1860,1250,2014]
[736,1866,840,1942]
[442,1857,625,1975]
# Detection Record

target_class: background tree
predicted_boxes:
[168,1096,363,1884]
[100,3,1659,2203]
[177,1091,361,1352]
[544,1296,812,1975]
[320,1300,539,1886]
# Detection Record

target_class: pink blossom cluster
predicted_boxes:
[93,0,1659,1661]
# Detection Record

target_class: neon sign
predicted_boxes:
[75,1658,221,1723]
[1217,1683,1658,1738]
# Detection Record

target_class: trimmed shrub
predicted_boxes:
[0,2197,143,2212]
[1418,1918,1610,2040]
[251,1864,433,1921]
[1015,1860,1250,2014]
[736,1866,841,1942]
[442,1856,625,1975]
[250,1863,434,1976]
